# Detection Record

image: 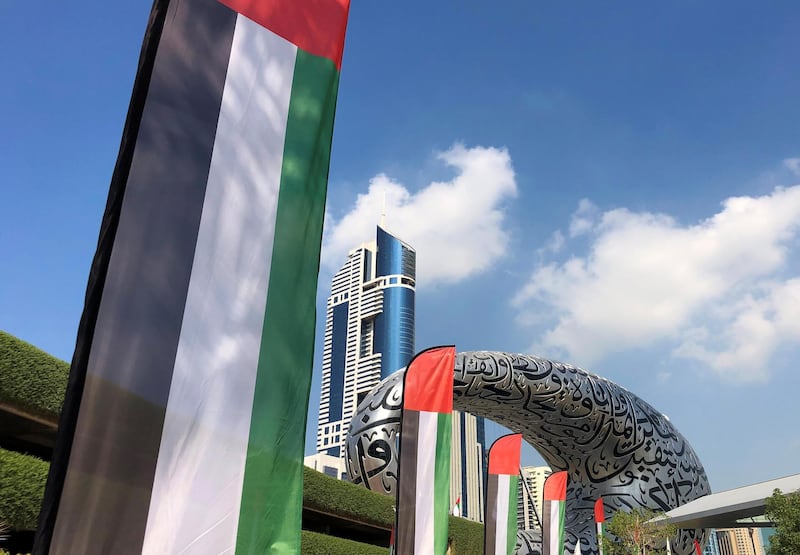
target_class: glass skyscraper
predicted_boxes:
[316,226,416,462]
[313,225,487,522]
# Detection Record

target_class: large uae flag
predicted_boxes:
[541,471,568,555]
[396,346,455,555]
[34,0,350,553]
[484,434,522,555]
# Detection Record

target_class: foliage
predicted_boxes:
[602,507,676,555]
[301,530,386,555]
[447,515,484,555]
[0,449,48,530]
[764,488,800,555]
[0,331,69,420]
[303,467,395,528]
[304,468,483,553]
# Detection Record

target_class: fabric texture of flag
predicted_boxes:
[34,0,350,553]
[594,497,605,555]
[542,470,568,555]
[396,346,455,555]
[453,496,462,517]
[484,433,522,555]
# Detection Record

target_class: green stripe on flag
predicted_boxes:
[236,49,340,554]
[434,412,452,554]
[558,501,566,555]
[507,475,518,555]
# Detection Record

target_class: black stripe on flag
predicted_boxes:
[34,0,237,552]
[485,474,500,554]
[396,408,420,553]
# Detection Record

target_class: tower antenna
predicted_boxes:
[380,189,387,227]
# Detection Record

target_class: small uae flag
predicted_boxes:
[34,0,350,553]
[484,434,522,555]
[542,471,568,555]
[594,497,605,555]
[396,346,455,555]
[453,496,462,517]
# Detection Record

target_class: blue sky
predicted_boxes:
[2,1,799,493]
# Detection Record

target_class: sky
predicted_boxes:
[2,1,799,493]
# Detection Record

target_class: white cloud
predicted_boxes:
[514,185,800,382]
[784,157,800,176]
[322,144,517,286]
[568,198,598,237]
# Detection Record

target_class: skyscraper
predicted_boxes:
[313,225,486,522]
[316,226,416,469]
[450,411,487,521]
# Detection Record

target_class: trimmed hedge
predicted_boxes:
[0,331,69,420]
[301,530,386,555]
[448,515,484,555]
[0,448,48,530]
[303,467,394,528]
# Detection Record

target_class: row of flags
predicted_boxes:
[393,346,611,555]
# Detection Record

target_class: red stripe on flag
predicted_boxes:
[488,433,522,475]
[404,346,455,413]
[594,498,605,523]
[217,0,350,69]
[543,470,568,501]
[694,538,702,555]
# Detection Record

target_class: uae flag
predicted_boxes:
[34,0,350,553]
[594,497,606,555]
[484,434,522,555]
[396,346,455,555]
[542,471,568,555]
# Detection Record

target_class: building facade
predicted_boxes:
[702,530,721,555]
[449,411,487,522]
[517,465,553,533]
[716,528,764,555]
[316,226,416,466]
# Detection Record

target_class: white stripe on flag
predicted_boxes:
[415,411,439,554]
[495,474,510,555]
[549,500,562,555]
[142,16,297,554]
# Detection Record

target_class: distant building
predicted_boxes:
[450,411,487,522]
[312,225,486,521]
[304,453,347,480]
[716,528,764,555]
[316,226,416,464]
[702,530,721,555]
[517,465,552,532]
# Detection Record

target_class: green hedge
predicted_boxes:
[447,515,484,555]
[0,331,69,420]
[0,448,48,530]
[301,530,386,555]
[303,467,395,528]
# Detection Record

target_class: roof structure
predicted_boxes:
[657,473,800,529]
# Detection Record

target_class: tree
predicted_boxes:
[765,488,800,555]
[602,507,677,555]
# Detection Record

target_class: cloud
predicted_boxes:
[784,157,800,176]
[322,144,517,286]
[514,185,800,382]
[568,198,598,237]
